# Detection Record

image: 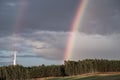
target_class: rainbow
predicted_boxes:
[64,0,88,60]
[14,0,27,34]
[12,0,28,51]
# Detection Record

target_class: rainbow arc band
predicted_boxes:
[64,0,88,60]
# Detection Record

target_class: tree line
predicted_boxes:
[0,59,120,80]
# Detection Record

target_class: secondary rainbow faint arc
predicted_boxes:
[12,0,28,52]
[64,0,88,60]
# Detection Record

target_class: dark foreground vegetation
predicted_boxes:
[0,59,120,80]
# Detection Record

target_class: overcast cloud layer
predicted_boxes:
[0,0,120,66]
[0,31,120,60]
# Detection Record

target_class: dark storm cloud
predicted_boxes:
[22,0,79,31]
[1,0,120,36]
[16,0,120,35]
[80,0,120,35]
[0,0,19,37]
[0,0,79,37]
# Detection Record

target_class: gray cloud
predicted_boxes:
[80,0,120,35]
[0,31,120,61]
[22,31,120,60]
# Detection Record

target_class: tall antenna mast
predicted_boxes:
[12,34,17,66]
[13,51,17,65]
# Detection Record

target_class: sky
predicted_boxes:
[0,0,120,66]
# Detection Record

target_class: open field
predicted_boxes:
[33,72,120,80]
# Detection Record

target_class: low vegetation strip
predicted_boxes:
[47,73,120,80]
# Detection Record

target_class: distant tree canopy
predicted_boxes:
[0,59,120,80]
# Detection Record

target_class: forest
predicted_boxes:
[0,59,120,80]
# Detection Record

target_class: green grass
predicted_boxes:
[47,73,120,80]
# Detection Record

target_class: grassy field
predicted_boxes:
[33,72,120,80]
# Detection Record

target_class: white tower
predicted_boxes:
[13,51,17,65]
